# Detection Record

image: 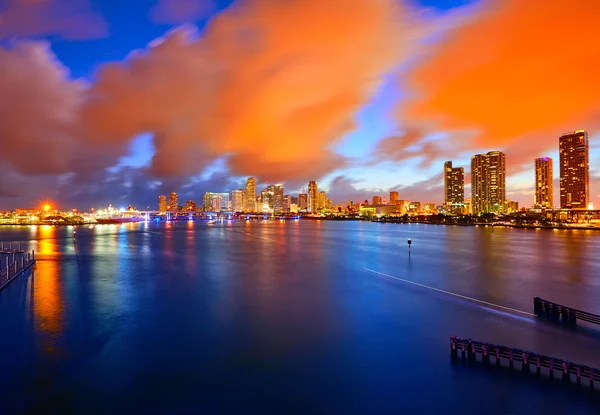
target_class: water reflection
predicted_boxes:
[32,225,65,358]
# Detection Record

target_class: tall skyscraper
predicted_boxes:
[372,196,382,205]
[559,130,589,209]
[534,157,553,209]
[231,189,244,212]
[158,195,167,212]
[318,190,327,209]
[389,191,399,205]
[471,151,506,214]
[261,186,275,212]
[299,193,308,211]
[245,177,256,212]
[444,161,465,213]
[308,181,318,213]
[273,184,284,213]
[168,192,178,211]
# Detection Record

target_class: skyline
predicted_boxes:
[1,0,599,210]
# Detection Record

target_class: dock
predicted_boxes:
[534,297,600,327]
[0,248,36,291]
[450,335,599,388]
[0,241,25,254]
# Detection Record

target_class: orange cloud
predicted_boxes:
[85,0,413,181]
[0,0,108,40]
[403,0,600,155]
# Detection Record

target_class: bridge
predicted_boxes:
[116,211,300,221]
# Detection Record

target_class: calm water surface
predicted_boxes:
[0,220,599,414]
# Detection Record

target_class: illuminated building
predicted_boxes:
[534,157,553,209]
[444,161,465,213]
[245,177,257,212]
[318,190,326,210]
[559,130,589,209]
[203,192,230,212]
[389,191,399,205]
[409,201,421,213]
[290,196,298,205]
[299,193,308,212]
[424,203,436,213]
[372,196,382,205]
[184,200,197,211]
[231,190,244,212]
[308,181,318,213]
[471,151,506,214]
[168,192,178,211]
[158,195,167,212]
[283,195,291,210]
[273,184,284,213]
[261,186,274,213]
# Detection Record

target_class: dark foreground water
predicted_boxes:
[0,220,599,414]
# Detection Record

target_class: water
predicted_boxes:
[0,220,599,414]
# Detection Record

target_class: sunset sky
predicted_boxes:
[1,0,599,210]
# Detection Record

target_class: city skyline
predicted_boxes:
[0,1,599,210]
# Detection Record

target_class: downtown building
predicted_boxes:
[308,181,318,213]
[443,161,465,214]
[168,192,179,211]
[471,151,506,215]
[158,195,167,212]
[245,177,257,212]
[559,130,589,209]
[534,157,553,209]
[231,189,244,212]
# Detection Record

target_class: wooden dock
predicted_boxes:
[0,241,25,254]
[450,335,599,388]
[534,297,600,327]
[0,249,36,292]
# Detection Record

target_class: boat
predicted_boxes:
[207,220,217,225]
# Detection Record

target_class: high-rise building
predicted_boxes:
[534,157,553,209]
[318,190,327,210]
[389,191,399,205]
[261,186,275,212]
[184,200,197,211]
[168,192,178,211]
[273,184,284,213]
[245,177,257,212]
[231,189,244,212]
[559,130,589,209]
[471,151,506,214]
[308,181,318,213]
[203,192,230,212]
[299,193,308,211]
[444,161,465,213]
[372,196,382,205]
[158,195,167,212]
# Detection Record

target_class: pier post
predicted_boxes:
[461,342,465,359]
[482,345,490,365]
[576,366,581,385]
[27,253,30,262]
[32,250,35,260]
[1,241,3,250]
[536,357,541,376]
[19,242,22,251]
[561,308,569,325]
[467,341,472,361]
[591,370,594,389]
[496,348,500,367]
[562,363,569,382]
[21,257,24,269]
[533,297,542,315]
[450,336,458,360]
[9,241,12,250]
[549,360,554,378]
[522,353,530,374]
[509,350,514,369]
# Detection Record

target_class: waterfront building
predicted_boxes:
[318,190,327,210]
[444,161,465,214]
[424,203,436,213]
[158,195,167,212]
[245,177,257,212]
[273,184,284,213]
[261,186,275,213]
[203,192,230,212]
[559,130,589,209]
[534,157,553,209]
[308,181,318,213]
[409,201,421,213]
[471,151,506,214]
[372,196,382,205]
[168,192,178,211]
[299,193,308,212]
[231,189,244,212]
[184,200,197,212]
[290,196,298,205]
[389,191,399,205]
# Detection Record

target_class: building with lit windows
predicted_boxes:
[318,190,327,210]
[444,161,464,213]
[534,157,553,209]
[261,186,275,213]
[299,193,308,212]
[273,184,284,213]
[203,192,230,212]
[158,195,167,212]
[471,151,506,214]
[559,130,589,209]
[372,196,382,205]
[231,190,244,212]
[168,192,178,211]
[389,191,399,205]
[308,181,318,213]
[184,200,197,211]
[245,177,257,212]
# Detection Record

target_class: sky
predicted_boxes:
[0,0,599,210]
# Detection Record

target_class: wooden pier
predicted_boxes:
[534,297,600,327]
[0,248,36,292]
[0,241,25,254]
[450,335,599,388]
